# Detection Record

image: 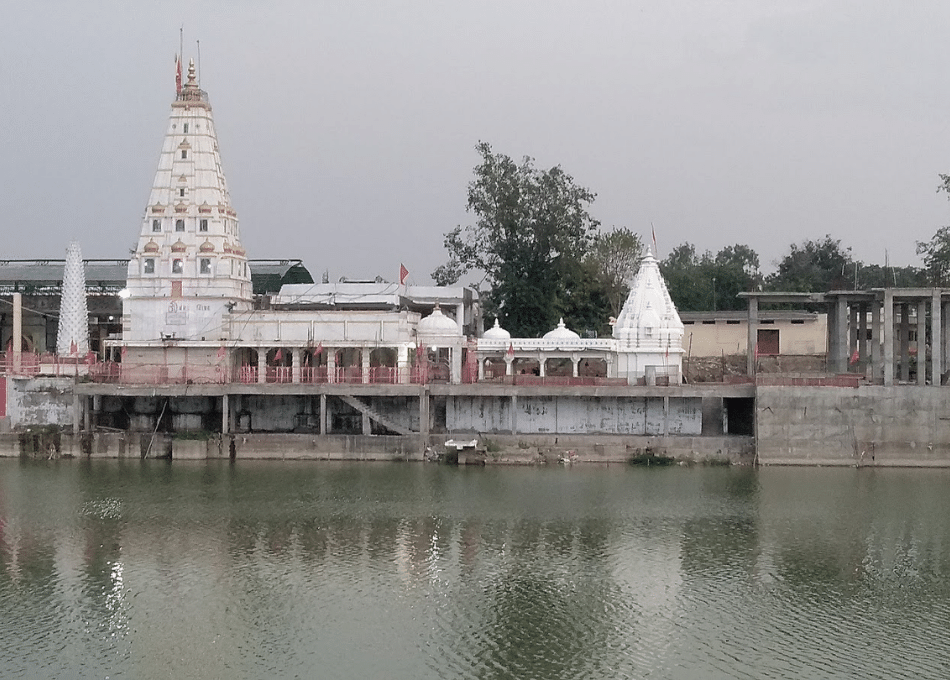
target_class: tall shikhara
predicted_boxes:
[57,241,89,355]
[123,57,252,344]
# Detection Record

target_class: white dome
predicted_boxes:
[418,305,460,337]
[482,318,511,340]
[543,318,580,340]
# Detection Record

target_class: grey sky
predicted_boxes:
[2,1,948,286]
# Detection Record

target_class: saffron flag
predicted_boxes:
[175,55,182,95]
[121,345,127,358]
[400,263,409,286]
[850,349,860,365]
[70,340,78,355]
[217,345,226,360]
[315,342,324,355]
[416,344,425,358]
[651,222,658,256]
[274,348,283,362]
[506,343,515,358]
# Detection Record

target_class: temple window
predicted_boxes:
[175,219,184,232]
[200,258,212,275]
[172,259,183,274]
[144,258,155,274]
[179,188,186,198]
[183,123,189,133]
[152,219,161,232]
[181,149,188,159]
[199,219,208,232]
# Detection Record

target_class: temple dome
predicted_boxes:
[143,240,159,253]
[418,305,460,337]
[482,318,511,340]
[170,239,187,253]
[544,318,580,340]
[199,240,215,253]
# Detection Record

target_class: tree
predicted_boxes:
[433,142,599,337]
[660,243,761,311]
[585,227,643,316]
[767,236,853,292]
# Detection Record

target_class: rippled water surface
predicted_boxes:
[2,460,950,679]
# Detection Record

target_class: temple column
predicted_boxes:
[571,355,580,377]
[477,354,485,380]
[320,393,327,435]
[450,346,462,384]
[849,301,859,366]
[362,349,370,384]
[292,349,302,384]
[883,290,894,386]
[858,302,868,363]
[327,350,337,384]
[505,355,514,377]
[257,347,266,384]
[397,345,410,384]
[538,354,546,378]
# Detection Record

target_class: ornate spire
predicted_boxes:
[57,241,89,355]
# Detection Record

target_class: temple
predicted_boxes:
[108,59,683,387]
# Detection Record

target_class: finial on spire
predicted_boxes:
[187,58,197,86]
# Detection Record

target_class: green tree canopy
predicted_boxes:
[660,243,761,311]
[585,227,643,317]
[766,236,853,292]
[433,142,600,337]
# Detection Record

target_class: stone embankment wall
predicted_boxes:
[756,385,950,466]
[685,354,826,383]
[0,431,754,465]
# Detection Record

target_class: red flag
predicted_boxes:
[651,222,657,256]
[175,55,182,95]
[121,345,127,357]
[754,343,759,359]
[850,349,860,365]
[274,348,283,362]
[315,342,324,355]
[416,344,425,358]
[399,263,409,285]
[70,340,78,355]
[217,345,226,360]
[506,343,515,358]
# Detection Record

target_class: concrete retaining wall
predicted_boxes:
[7,377,74,429]
[757,385,950,466]
[446,395,702,435]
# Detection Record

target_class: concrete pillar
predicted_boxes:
[397,345,410,384]
[836,297,848,374]
[292,349,302,384]
[932,291,942,386]
[944,300,950,385]
[450,345,462,384]
[222,394,229,434]
[505,355,513,377]
[327,350,337,384]
[83,395,91,432]
[320,393,327,435]
[871,299,881,383]
[510,394,518,434]
[746,297,758,375]
[419,387,430,440]
[663,395,669,436]
[571,355,580,378]
[257,347,266,384]
[477,354,485,380]
[858,302,868,362]
[455,303,465,335]
[900,303,910,383]
[12,292,21,374]
[362,411,371,435]
[846,301,863,370]
[538,354,546,378]
[883,290,894,386]
[827,299,838,373]
[362,349,370,384]
[917,299,927,385]
[73,393,80,435]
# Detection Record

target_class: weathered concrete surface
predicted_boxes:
[756,385,950,466]
[7,377,74,429]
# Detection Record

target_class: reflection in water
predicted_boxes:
[1,461,950,679]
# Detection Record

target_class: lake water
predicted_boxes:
[1,459,949,679]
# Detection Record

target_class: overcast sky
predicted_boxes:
[2,1,949,285]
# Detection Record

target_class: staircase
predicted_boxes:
[338,395,415,435]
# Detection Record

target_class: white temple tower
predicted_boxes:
[612,248,685,384]
[123,58,252,346]
[56,241,89,355]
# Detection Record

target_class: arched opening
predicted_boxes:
[266,347,292,383]
[578,357,608,378]
[543,357,573,377]
[370,348,397,383]
[336,348,362,383]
